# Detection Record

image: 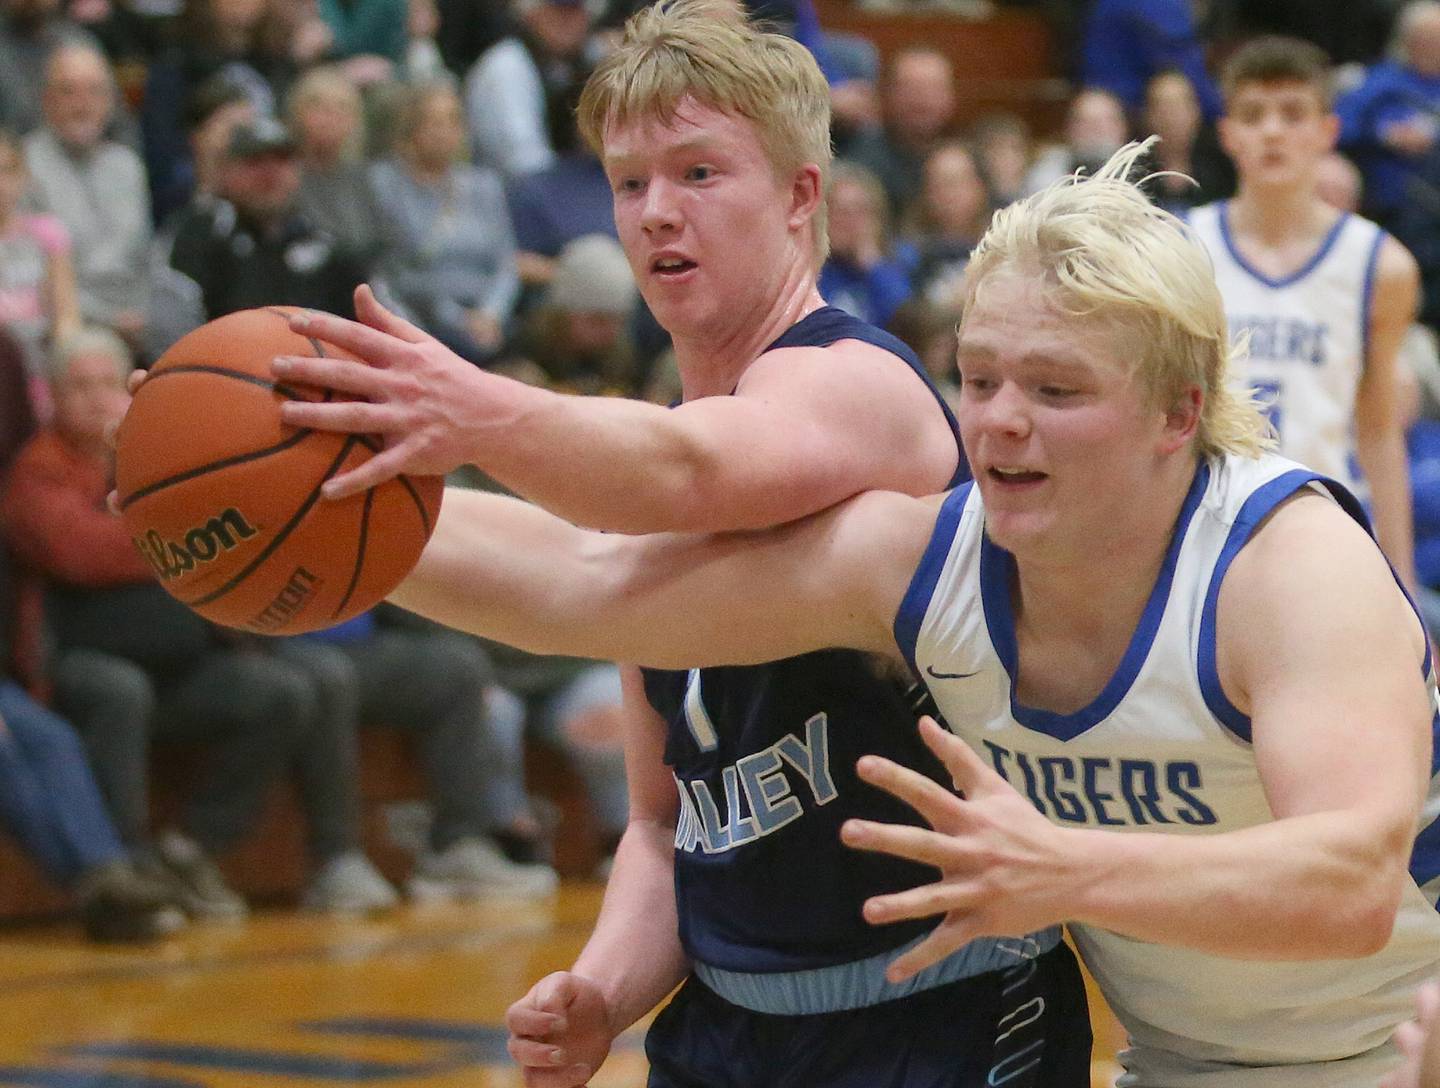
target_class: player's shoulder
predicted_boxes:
[741,331,931,400]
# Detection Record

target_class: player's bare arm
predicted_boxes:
[271,289,957,531]
[506,671,684,1087]
[390,486,928,668]
[844,491,1432,977]
[1356,236,1421,588]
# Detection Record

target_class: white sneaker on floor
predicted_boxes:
[407,837,559,902]
[302,852,400,915]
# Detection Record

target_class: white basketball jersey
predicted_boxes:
[1188,202,1386,495]
[894,453,1440,1088]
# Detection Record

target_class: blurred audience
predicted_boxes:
[1079,0,1221,121]
[5,328,398,917]
[316,0,407,81]
[818,160,911,329]
[287,65,383,269]
[1138,68,1234,213]
[844,45,957,217]
[167,116,364,320]
[903,138,991,308]
[24,41,151,350]
[0,125,78,406]
[969,111,1031,206]
[462,0,595,180]
[371,79,518,363]
[0,0,93,136]
[1024,85,1130,193]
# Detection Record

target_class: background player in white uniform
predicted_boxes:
[1187,36,1420,584]
[379,143,1440,1086]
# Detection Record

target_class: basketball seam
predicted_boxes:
[117,428,313,511]
[332,487,375,620]
[184,436,362,610]
[396,475,434,537]
[142,364,320,402]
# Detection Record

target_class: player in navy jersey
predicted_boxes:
[384,141,1440,1086]
[251,2,1092,1085]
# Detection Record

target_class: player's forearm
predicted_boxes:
[458,375,711,533]
[1064,810,1411,959]
[1356,430,1418,588]
[571,819,688,1035]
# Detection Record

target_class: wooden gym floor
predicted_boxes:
[0,883,1125,1088]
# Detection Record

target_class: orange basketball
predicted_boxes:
[114,306,444,636]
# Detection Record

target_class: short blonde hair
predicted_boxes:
[962,139,1271,459]
[576,0,833,264]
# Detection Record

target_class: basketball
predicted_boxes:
[113,306,444,636]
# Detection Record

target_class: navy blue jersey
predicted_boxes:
[641,307,967,973]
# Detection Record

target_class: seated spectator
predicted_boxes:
[503,234,642,396]
[1338,0,1440,228]
[1138,69,1234,214]
[0,326,32,468]
[0,327,395,917]
[885,297,961,416]
[141,0,327,226]
[1080,0,1222,121]
[0,0,92,136]
[902,139,991,309]
[0,126,77,406]
[277,606,558,901]
[167,116,365,321]
[970,111,1032,207]
[845,45,957,218]
[818,161,911,330]
[287,65,384,270]
[23,41,150,352]
[462,0,595,180]
[1024,86,1131,194]
[371,79,519,363]
[317,0,407,79]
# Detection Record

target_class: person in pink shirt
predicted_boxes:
[0,126,77,416]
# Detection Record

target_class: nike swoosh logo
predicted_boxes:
[925,665,979,680]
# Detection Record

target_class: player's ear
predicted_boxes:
[788,163,824,231]
[1320,111,1340,152]
[1159,385,1203,454]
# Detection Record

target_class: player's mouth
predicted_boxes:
[987,465,1048,488]
[651,254,698,279]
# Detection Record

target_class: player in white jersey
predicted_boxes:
[377,142,1440,1086]
[1187,36,1420,585]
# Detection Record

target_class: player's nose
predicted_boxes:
[640,178,682,234]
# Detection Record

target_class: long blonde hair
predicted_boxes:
[963,139,1271,458]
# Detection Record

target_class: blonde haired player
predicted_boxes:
[388,142,1440,1086]
[1187,36,1421,585]
[261,1,1093,1086]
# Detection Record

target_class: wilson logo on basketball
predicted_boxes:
[134,507,260,582]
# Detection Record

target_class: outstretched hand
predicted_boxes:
[841,717,1070,982]
[271,285,491,500]
[505,970,615,1087]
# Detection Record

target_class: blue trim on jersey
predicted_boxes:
[980,462,1210,742]
[1218,202,1353,290]
[1360,228,1388,372]
[893,483,973,675]
[1412,811,1440,889]
[1198,470,1374,742]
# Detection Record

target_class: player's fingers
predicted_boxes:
[288,307,406,367]
[1395,1020,1427,1058]
[918,717,1004,797]
[841,818,960,870]
[1417,980,1440,1023]
[507,1036,569,1067]
[855,753,963,830]
[505,1004,566,1039]
[279,397,393,434]
[883,922,973,983]
[126,367,148,395]
[106,488,121,516]
[861,879,977,927]
[320,443,412,500]
[530,971,581,1012]
[354,283,430,343]
[272,354,387,397]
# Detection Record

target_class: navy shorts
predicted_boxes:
[644,941,1092,1088]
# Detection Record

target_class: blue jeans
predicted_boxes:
[0,681,125,887]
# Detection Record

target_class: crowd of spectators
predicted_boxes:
[0,0,1436,944]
